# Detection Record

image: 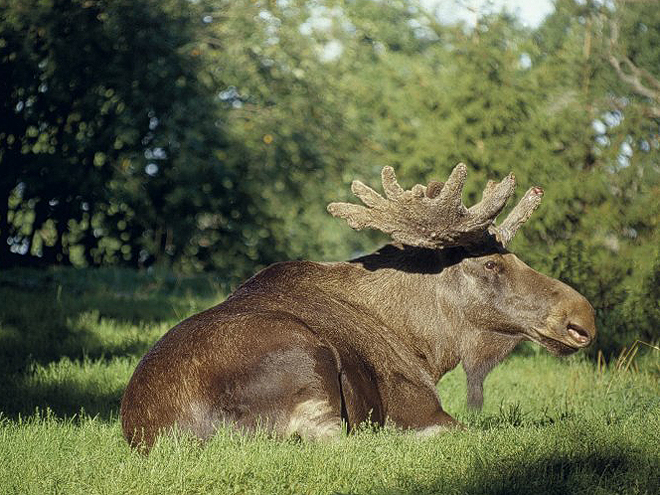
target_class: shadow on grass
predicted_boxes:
[0,267,226,420]
[0,379,125,421]
[0,286,141,419]
[0,330,128,420]
[376,450,659,495]
[0,284,158,371]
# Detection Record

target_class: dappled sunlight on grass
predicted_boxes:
[7,356,134,420]
[0,267,225,418]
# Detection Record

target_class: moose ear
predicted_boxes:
[328,165,539,249]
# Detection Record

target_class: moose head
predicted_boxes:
[121,164,596,449]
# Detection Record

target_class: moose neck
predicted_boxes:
[347,244,465,381]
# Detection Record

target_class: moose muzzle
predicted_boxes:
[539,290,596,355]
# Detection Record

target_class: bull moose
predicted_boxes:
[121,164,596,449]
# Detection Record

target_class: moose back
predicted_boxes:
[121,165,596,450]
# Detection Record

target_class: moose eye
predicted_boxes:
[484,260,497,270]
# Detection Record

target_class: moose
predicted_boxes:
[121,164,596,449]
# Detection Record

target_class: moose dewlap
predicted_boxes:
[121,164,596,450]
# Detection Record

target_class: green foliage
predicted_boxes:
[1,0,210,264]
[622,249,660,344]
[0,0,273,280]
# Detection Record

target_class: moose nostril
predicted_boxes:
[567,323,590,344]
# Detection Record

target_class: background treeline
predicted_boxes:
[1,0,658,354]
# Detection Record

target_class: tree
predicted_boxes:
[0,0,247,272]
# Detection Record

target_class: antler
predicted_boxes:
[327,164,543,249]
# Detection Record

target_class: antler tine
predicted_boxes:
[467,173,516,224]
[493,186,544,246]
[381,166,405,200]
[327,176,395,232]
[328,164,541,250]
[351,180,387,209]
[436,163,468,210]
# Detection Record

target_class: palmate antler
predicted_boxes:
[327,164,543,249]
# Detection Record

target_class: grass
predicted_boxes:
[0,267,658,494]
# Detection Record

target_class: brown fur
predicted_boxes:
[121,242,595,450]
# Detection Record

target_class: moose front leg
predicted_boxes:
[386,375,463,433]
[463,360,491,410]
[461,332,522,410]
[466,372,485,410]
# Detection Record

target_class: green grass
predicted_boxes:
[0,267,658,495]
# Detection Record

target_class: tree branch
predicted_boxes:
[606,13,660,117]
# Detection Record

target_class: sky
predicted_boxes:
[424,0,556,28]
[304,0,558,62]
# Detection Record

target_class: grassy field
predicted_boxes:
[0,268,658,495]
